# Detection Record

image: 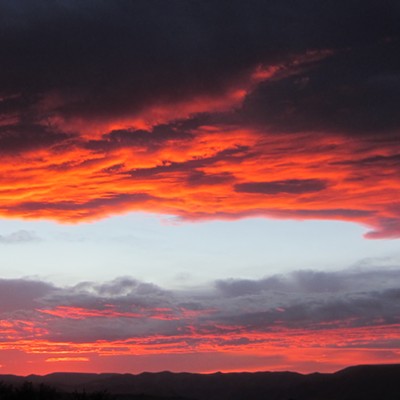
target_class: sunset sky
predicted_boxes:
[0,0,399,376]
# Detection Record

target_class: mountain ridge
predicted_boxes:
[1,364,399,400]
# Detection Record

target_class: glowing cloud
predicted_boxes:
[0,266,399,373]
[46,357,89,363]
[0,0,399,377]
[0,1,397,237]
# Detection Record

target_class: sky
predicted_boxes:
[0,0,399,375]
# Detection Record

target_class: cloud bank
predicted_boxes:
[0,0,399,238]
[0,267,399,358]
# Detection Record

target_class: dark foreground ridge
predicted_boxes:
[0,364,399,400]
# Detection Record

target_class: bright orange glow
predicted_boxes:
[0,49,397,237]
[0,126,398,238]
[36,305,216,321]
[46,357,89,362]
[0,323,398,374]
[37,306,144,320]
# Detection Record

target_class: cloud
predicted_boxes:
[0,265,399,351]
[0,278,54,312]
[45,357,89,362]
[239,42,400,136]
[0,1,398,237]
[0,123,73,154]
[10,194,155,221]
[1,0,398,128]
[86,125,193,152]
[0,230,40,244]
[234,179,327,195]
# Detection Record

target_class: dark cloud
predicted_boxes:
[272,208,374,219]
[86,125,193,152]
[0,0,398,126]
[11,193,154,215]
[235,179,327,195]
[332,154,400,168]
[0,123,73,154]
[186,171,234,187]
[239,41,400,136]
[130,146,252,179]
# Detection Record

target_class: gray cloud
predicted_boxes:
[0,279,55,312]
[1,265,399,345]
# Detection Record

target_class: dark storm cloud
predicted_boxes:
[0,0,398,124]
[239,41,400,136]
[235,179,327,195]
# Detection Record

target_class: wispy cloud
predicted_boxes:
[45,357,89,363]
[0,230,40,244]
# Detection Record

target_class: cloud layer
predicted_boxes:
[0,266,399,369]
[0,0,399,238]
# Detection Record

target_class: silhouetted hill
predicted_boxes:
[1,364,399,400]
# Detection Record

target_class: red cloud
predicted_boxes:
[0,2,398,239]
[0,124,398,238]
[0,269,399,374]
[0,51,398,238]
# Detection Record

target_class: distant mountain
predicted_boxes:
[1,364,399,400]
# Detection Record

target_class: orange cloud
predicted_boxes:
[46,357,89,362]
[37,306,144,320]
[0,326,392,355]
[36,305,215,322]
[0,123,398,238]
[0,2,398,239]
[0,324,398,374]
[0,268,398,374]
[0,50,398,238]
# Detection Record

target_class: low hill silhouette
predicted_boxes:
[0,364,399,400]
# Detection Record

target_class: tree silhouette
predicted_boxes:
[15,381,36,400]
[0,382,113,400]
[70,389,113,400]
